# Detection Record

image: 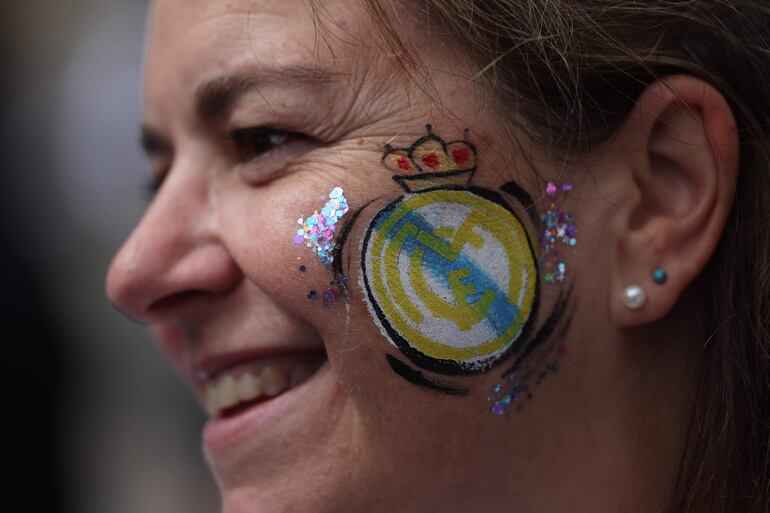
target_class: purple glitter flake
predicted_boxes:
[488,339,571,417]
[322,288,338,307]
[294,186,350,264]
[539,182,576,284]
[490,384,524,416]
[306,272,348,307]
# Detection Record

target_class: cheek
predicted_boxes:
[215,180,369,333]
[212,184,313,307]
[213,181,401,403]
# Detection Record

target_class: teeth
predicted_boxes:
[218,375,237,410]
[205,385,219,417]
[237,372,261,400]
[261,366,289,397]
[202,362,316,418]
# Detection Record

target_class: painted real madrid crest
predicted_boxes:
[361,126,540,375]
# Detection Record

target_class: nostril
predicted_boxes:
[147,289,211,315]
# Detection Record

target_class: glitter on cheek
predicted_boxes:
[322,288,337,307]
[487,345,570,417]
[304,273,348,306]
[294,187,351,307]
[293,186,350,264]
[539,182,576,284]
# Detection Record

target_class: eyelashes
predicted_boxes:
[226,126,310,165]
[141,125,313,200]
[228,126,315,185]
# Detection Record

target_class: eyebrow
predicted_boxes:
[194,65,345,120]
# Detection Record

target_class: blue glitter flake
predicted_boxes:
[539,182,576,284]
[294,186,350,264]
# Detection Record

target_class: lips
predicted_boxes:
[199,353,326,418]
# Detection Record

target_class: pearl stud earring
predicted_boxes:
[622,285,646,310]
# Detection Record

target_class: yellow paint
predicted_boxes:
[368,189,537,363]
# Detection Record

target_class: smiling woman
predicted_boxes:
[106,1,770,512]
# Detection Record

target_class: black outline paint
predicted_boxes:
[501,181,541,227]
[360,184,541,376]
[387,354,469,396]
[382,125,478,192]
[501,284,574,378]
[392,168,477,193]
[327,126,580,398]
[331,200,375,296]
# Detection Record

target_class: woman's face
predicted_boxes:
[107,0,609,511]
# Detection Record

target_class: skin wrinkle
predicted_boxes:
[194,66,347,120]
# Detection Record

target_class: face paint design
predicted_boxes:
[381,126,477,185]
[360,127,539,375]
[362,187,538,374]
[330,126,576,401]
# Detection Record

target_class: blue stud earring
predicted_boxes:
[652,267,667,284]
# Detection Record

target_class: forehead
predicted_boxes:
[144,0,374,122]
[148,0,330,64]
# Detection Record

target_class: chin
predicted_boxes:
[202,362,360,512]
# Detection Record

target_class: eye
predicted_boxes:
[226,126,315,185]
[139,127,172,200]
[228,126,308,163]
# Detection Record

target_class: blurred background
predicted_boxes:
[2,2,220,512]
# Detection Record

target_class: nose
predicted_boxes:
[106,170,242,324]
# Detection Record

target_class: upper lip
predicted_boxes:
[192,346,326,383]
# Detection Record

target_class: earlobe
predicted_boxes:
[607,75,739,327]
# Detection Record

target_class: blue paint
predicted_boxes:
[375,207,522,337]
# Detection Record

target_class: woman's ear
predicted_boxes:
[605,75,739,327]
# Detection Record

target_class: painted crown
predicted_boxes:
[382,125,477,191]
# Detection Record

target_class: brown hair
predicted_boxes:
[357,1,770,511]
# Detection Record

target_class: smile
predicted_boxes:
[193,344,334,457]
[198,352,327,418]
